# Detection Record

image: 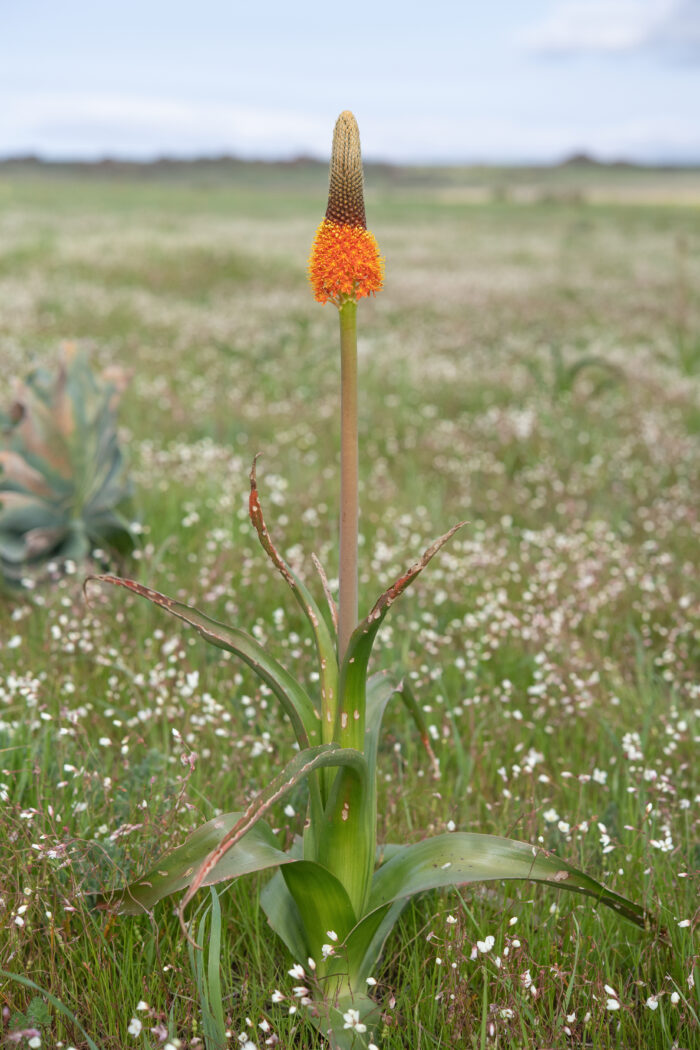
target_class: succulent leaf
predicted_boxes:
[0,349,135,584]
[368,832,650,929]
[92,813,289,915]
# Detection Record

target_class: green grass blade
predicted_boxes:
[0,970,102,1050]
[86,574,320,747]
[187,902,227,1050]
[206,888,226,1041]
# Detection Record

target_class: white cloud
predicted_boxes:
[521,0,690,56]
[2,91,329,159]
[363,109,700,164]
[2,88,699,164]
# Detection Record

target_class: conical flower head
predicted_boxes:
[325,110,367,228]
[309,111,384,306]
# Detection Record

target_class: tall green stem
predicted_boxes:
[338,299,358,661]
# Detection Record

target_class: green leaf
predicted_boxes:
[178,744,368,914]
[281,860,357,964]
[0,529,30,563]
[86,574,320,748]
[317,754,373,917]
[308,992,380,1050]
[365,672,439,780]
[249,459,339,743]
[0,499,66,533]
[337,521,465,750]
[368,833,649,929]
[343,900,400,985]
[260,867,308,964]
[92,813,289,915]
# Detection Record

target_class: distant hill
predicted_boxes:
[1,153,696,175]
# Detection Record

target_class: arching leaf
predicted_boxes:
[86,574,320,748]
[92,813,288,915]
[368,833,649,929]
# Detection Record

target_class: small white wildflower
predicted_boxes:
[477,935,495,953]
[677,919,690,928]
[606,999,620,1011]
[646,996,659,1010]
[366,976,377,986]
[446,914,458,925]
[543,808,559,823]
[321,944,335,959]
[283,804,295,817]
[499,1008,514,1019]
[508,916,518,926]
[326,929,338,941]
[127,1017,142,1036]
[271,990,285,1003]
[288,963,305,979]
[604,985,617,998]
[446,819,456,831]
[342,1008,366,1033]
[670,991,680,1005]
[28,1039,41,1050]
[135,1000,149,1011]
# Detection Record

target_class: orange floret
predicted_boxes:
[309,219,384,306]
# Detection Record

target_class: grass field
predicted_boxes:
[0,161,698,1048]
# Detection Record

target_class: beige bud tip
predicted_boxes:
[325,110,367,228]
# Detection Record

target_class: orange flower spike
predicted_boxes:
[309,111,384,306]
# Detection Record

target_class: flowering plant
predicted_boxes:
[90,112,649,1049]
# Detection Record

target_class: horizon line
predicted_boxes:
[2,151,700,171]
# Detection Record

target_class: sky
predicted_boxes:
[1,0,699,164]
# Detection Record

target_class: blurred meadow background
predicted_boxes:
[1,2,699,1048]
